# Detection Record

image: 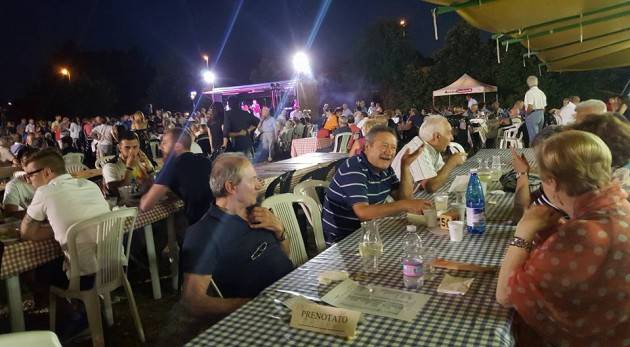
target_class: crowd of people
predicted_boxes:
[0,74,628,346]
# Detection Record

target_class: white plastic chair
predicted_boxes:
[49,208,145,347]
[499,125,523,149]
[12,170,26,179]
[293,179,329,211]
[332,132,353,153]
[63,153,84,166]
[261,193,325,265]
[448,142,466,154]
[94,155,115,169]
[66,163,89,175]
[0,331,62,347]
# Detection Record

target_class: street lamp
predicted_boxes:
[202,54,209,68]
[59,67,71,82]
[190,91,197,109]
[201,69,216,85]
[292,51,311,77]
[399,18,407,37]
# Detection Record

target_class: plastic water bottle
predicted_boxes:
[402,225,424,289]
[466,169,486,234]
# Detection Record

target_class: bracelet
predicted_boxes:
[508,236,533,252]
[515,171,528,179]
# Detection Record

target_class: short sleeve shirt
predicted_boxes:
[182,205,293,298]
[322,153,400,243]
[155,152,213,225]
[27,174,110,275]
[524,86,547,110]
[391,136,444,183]
[102,159,154,185]
[3,177,34,210]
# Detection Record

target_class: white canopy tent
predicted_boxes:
[432,73,498,106]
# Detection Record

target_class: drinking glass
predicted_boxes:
[359,221,383,274]
[423,247,437,281]
[491,155,502,182]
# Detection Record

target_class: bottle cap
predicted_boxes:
[469,168,478,173]
[406,225,417,232]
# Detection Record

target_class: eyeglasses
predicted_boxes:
[24,167,44,180]
[250,242,268,261]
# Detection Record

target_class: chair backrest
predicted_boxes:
[65,208,138,293]
[63,153,84,166]
[261,193,325,265]
[511,118,523,124]
[299,165,329,182]
[66,163,89,175]
[293,179,329,210]
[503,125,520,139]
[332,132,353,153]
[264,170,295,198]
[95,155,115,169]
[0,331,62,347]
[448,142,465,154]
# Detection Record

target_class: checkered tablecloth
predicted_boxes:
[291,137,334,157]
[0,199,184,280]
[187,214,514,346]
[407,148,535,267]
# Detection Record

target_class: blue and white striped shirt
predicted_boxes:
[322,153,400,243]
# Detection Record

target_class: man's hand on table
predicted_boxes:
[400,199,433,215]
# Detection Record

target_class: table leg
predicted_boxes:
[166,215,179,291]
[6,276,25,331]
[143,225,162,300]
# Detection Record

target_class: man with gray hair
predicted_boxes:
[523,75,547,143]
[391,115,467,193]
[574,99,608,124]
[180,153,292,319]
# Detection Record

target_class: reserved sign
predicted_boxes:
[289,300,360,338]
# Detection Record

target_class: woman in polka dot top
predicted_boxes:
[497,130,630,346]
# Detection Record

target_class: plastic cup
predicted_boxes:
[448,221,464,242]
[424,209,438,228]
[434,193,449,213]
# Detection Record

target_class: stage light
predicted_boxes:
[399,19,406,27]
[292,52,311,76]
[59,67,71,81]
[190,91,197,100]
[202,69,216,84]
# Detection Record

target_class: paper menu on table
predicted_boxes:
[448,175,469,193]
[322,279,430,322]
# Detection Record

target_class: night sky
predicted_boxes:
[0,0,460,103]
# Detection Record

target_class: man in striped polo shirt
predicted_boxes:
[322,125,432,244]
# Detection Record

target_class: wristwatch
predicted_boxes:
[509,236,533,252]
[515,171,528,179]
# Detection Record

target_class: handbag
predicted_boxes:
[500,170,541,192]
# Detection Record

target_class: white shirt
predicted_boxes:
[69,122,82,139]
[467,98,478,109]
[27,174,110,275]
[92,124,114,145]
[190,141,203,154]
[558,101,576,125]
[103,159,155,185]
[2,177,34,210]
[25,124,35,133]
[391,137,444,183]
[342,108,353,117]
[524,86,547,110]
[356,117,368,132]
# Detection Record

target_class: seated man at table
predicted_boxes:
[322,125,432,244]
[141,127,214,225]
[102,131,155,197]
[2,146,38,217]
[180,153,292,319]
[391,115,467,193]
[20,149,110,286]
